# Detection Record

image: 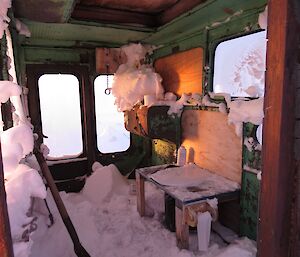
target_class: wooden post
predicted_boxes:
[136,172,145,216]
[175,206,189,249]
[257,0,300,257]
[0,141,14,257]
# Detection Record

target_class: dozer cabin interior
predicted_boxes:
[0,1,300,257]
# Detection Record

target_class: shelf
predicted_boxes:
[124,105,181,146]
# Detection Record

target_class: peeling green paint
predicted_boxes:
[147,106,181,146]
[240,122,262,240]
[151,139,176,166]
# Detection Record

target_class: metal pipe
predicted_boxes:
[34,149,91,257]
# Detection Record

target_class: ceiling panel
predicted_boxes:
[13,0,76,23]
[79,0,178,13]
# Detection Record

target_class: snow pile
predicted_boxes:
[258,6,268,30]
[1,124,47,256]
[214,237,256,257]
[0,82,46,256]
[146,92,227,117]
[0,81,22,103]
[15,19,31,37]
[0,0,11,38]
[29,164,256,257]
[167,93,191,115]
[112,43,164,111]
[1,124,34,176]
[81,162,129,204]
[227,98,264,137]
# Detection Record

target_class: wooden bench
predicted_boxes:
[136,164,240,249]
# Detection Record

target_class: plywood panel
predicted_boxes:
[154,48,203,96]
[181,110,242,184]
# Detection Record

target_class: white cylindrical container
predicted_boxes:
[177,146,186,166]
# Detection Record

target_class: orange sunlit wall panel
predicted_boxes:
[154,47,203,96]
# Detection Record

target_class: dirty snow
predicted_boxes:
[112,43,164,111]
[150,164,240,201]
[28,163,256,257]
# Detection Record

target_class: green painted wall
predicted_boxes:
[240,123,262,240]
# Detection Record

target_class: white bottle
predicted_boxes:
[177,146,186,166]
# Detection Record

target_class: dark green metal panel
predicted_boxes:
[24,21,151,46]
[24,47,82,63]
[240,122,262,240]
[151,139,176,166]
[148,106,181,147]
[96,134,152,177]
[240,171,260,240]
[148,0,266,50]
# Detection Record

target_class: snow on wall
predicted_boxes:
[112,43,164,111]
[227,98,264,137]
[15,19,31,37]
[258,6,268,30]
[0,81,21,103]
[0,0,11,38]
[0,82,46,257]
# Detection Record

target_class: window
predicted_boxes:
[38,74,83,159]
[213,31,267,97]
[94,75,130,153]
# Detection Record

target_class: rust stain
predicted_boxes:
[223,7,235,15]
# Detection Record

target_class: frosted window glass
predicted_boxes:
[38,74,83,159]
[94,75,130,153]
[213,31,267,97]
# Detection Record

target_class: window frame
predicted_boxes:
[26,65,94,161]
[209,29,266,97]
[93,74,131,155]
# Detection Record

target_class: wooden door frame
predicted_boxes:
[26,64,96,167]
[258,0,300,256]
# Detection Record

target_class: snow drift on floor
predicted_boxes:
[29,164,256,257]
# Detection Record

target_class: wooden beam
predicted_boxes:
[175,206,189,249]
[71,5,158,27]
[0,141,14,257]
[157,0,208,25]
[136,172,145,216]
[257,0,300,257]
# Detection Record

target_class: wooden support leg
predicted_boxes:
[175,206,189,249]
[136,173,145,216]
